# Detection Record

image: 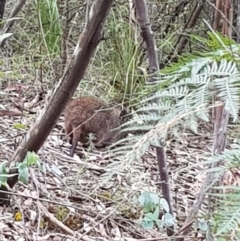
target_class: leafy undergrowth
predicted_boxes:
[0,83,217,240]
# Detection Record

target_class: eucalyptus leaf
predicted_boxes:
[144,212,155,220]
[13,123,27,130]
[0,174,8,184]
[18,164,28,184]
[149,193,159,204]
[141,220,154,230]
[155,220,163,230]
[23,151,39,166]
[198,219,208,232]
[152,205,160,220]
[163,212,175,227]
[160,198,170,212]
[139,191,151,206]
[0,165,9,184]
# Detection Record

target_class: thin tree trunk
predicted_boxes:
[237,0,240,43]
[134,0,174,236]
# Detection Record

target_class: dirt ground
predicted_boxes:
[0,83,212,240]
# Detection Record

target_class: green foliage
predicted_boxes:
[192,31,235,51]
[138,191,174,230]
[19,151,41,184]
[197,219,208,232]
[13,123,27,130]
[162,31,239,77]
[93,6,146,104]
[23,151,40,166]
[37,0,61,55]
[18,162,29,183]
[103,33,240,238]
[0,151,41,187]
[112,36,240,163]
[198,149,240,240]
[0,164,9,185]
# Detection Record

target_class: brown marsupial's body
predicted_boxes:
[64,96,121,156]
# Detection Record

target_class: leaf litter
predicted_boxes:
[0,83,224,241]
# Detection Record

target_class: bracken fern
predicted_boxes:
[102,37,240,197]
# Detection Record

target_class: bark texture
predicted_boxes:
[134,0,174,236]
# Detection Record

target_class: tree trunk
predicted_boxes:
[134,0,174,236]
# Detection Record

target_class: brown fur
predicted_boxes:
[64,96,121,156]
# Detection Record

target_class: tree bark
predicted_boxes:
[134,0,174,236]
[237,0,240,43]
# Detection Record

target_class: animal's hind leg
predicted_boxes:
[70,125,82,157]
[65,124,73,144]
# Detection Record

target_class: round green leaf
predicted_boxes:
[163,212,175,227]
[160,198,170,213]
[141,220,154,230]
[18,163,28,184]
[155,220,163,230]
[198,219,208,232]
[149,193,159,204]
[13,123,27,130]
[24,151,39,166]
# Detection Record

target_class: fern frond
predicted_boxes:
[212,191,240,238]
[109,49,240,168]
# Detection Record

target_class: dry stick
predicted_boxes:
[78,189,138,240]
[175,101,228,240]
[134,0,174,236]
[0,110,23,116]
[0,0,6,22]
[37,202,76,236]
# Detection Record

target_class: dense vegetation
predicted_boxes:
[0,0,240,240]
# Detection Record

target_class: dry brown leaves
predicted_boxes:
[0,83,226,241]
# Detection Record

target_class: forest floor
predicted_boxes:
[0,82,215,241]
